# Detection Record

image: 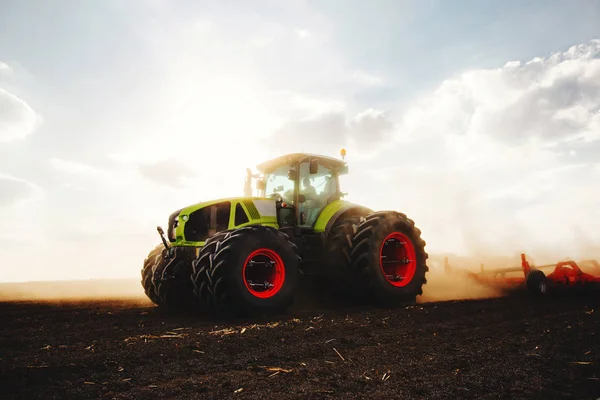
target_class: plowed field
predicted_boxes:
[1,285,599,399]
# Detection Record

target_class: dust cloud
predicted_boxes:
[417,254,515,303]
[1,252,598,306]
[0,278,149,303]
[418,247,600,303]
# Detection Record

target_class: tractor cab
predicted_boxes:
[246,151,349,228]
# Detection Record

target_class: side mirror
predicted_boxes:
[256,180,266,191]
[287,168,297,180]
[309,158,319,174]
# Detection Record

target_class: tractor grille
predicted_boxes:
[243,200,260,219]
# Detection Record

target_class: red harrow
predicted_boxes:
[444,254,600,295]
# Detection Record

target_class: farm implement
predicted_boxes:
[141,150,429,317]
[444,254,600,295]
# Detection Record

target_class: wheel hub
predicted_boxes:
[243,249,285,298]
[379,233,417,287]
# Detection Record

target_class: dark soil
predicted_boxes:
[1,293,599,399]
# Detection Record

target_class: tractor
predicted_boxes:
[141,151,429,316]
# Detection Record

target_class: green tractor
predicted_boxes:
[141,151,429,316]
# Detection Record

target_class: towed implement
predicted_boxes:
[446,254,600,295]
[141,150,429,316]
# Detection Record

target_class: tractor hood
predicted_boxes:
[166,197,278,245]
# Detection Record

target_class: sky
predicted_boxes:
[1,0,600,282]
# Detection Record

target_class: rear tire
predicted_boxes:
[349,211,429,306]
[324,215,365,302]
[191,225,301,317]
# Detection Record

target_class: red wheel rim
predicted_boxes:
[379,232,417,287]
[242,248,285,298]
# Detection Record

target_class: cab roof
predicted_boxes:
[256,153,347,173]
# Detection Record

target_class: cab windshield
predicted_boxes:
[264,165,295,202]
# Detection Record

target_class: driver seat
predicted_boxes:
[323,176,338,203]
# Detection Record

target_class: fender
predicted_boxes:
[313,200,373,239]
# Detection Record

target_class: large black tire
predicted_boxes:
[190,225,301,317]
[190,230,234,311]
[349,211,429,306]
[323,214,366,301]
[141,244,166,306]
[153,247,197,310]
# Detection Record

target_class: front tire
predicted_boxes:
[350,211,429,306]
[190,230,234,311]
[153,247,197,310]
[141,244,165,306]
[191,225,301,317]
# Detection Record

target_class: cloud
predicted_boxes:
[0,62,10,75]
[350,71,384,86]
[344,39,600,261]
[138,159,197,188]
[0,87,42,143]
[274,92,346,119]
[294,28,311,39]
[49,156,200,204]
[49,158,111,179]
[264,106,394,155]
[113,9,392,162]
[399,39,600,146]
[272,112,347,152]
[0,174,42,207]
[348,108,394,143]
[0,61,40,143]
